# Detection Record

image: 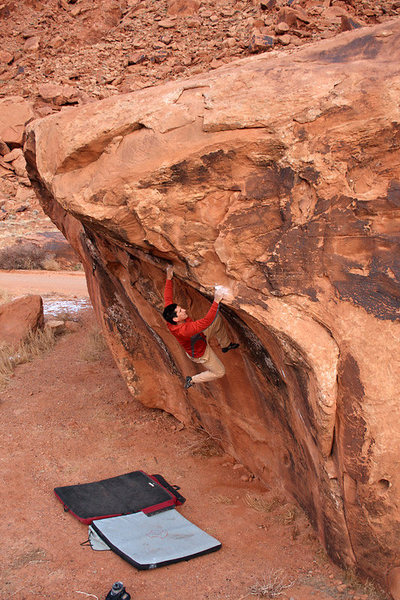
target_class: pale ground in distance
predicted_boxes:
[0,270,88,298]
[0,272,388,600]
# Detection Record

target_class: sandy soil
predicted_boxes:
[0,270,88,298]
[0,274,384,600]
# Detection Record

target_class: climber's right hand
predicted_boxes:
[214,287,224,303]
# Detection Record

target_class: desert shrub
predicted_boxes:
[280,506,298,525]
[72,262,84,271]
[249,569,295,598]
[0,245,48,270]
[40,256,62,271]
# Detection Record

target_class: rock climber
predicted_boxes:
[162,265,239,389]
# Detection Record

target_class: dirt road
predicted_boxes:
[0,269,89,298]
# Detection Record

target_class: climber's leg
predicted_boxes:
[203,312,230,349]
[190,344,226,384]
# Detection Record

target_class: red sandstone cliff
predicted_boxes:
[24,20,400,597]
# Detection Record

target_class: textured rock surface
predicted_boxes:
[25,20,400,592]
[2,0,400,255]
[0,96,34,147]
[0,295,44,347]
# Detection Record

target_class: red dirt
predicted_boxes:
[0,275,384,600]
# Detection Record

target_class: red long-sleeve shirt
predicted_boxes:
[164,279,219,358]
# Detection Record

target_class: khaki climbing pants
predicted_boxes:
[189,313,230,384]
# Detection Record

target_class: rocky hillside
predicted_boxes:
[0,0,399,243]
[0,0,398,99]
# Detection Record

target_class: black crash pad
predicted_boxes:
[54,470,184,524]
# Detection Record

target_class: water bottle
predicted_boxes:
[105,581,131,600]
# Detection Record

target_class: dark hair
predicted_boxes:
[163,303,178,324]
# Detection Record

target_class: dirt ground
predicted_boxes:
[0,269,88,298]
[0,275,387,600]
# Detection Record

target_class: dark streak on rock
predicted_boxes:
[220,304,284,389]
[144,323,181,377]
[314,34,382,63]
[200,148,236,167]
[337,354,370,483]
[299,165,319,184]
[334,265,400,321]
[387,179,400,208]
[245,165,295,201]
[322,514,348,569]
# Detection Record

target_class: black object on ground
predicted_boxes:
[54,470,185,524]
[105,581,131,600]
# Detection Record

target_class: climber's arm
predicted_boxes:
[164,265,174,306]
[177,301,219,337]
[177,286,223,337]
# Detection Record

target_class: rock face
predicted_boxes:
[0,295,44,348]
[0,96,34,147]
[24,21,400,594]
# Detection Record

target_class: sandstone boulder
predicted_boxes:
[45,319,66,335]
[167,0,200,16]
[0,96,35,147]
[0,139,10,155]
[0,295,44,348]
[24,20,400,595]
[37,83,87,106]
[0,50,13,64]
[24,36,40,51]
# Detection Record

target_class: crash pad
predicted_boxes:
[91,509,221,569]
[54,470,184,524]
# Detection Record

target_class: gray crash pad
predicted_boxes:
[91,509,221,569]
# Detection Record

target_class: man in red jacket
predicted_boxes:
[163,265,239,389]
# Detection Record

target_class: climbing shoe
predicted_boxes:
[222,342,239,353]
[184,376,194,389]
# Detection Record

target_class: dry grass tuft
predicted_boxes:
[179,426,224,457]
[344,568,388,600]
[0,288,12,305]
[280,506,298,525]
[23,327,56,358]
[40,257,62,271]
[314,546,329,565]
[188,435,224,457]
[244,493,280,514]
[0,326,56,387]
[0,345,14,383]
[211,494,234,505]
[249,569,295,598]
[80,326,107,362]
